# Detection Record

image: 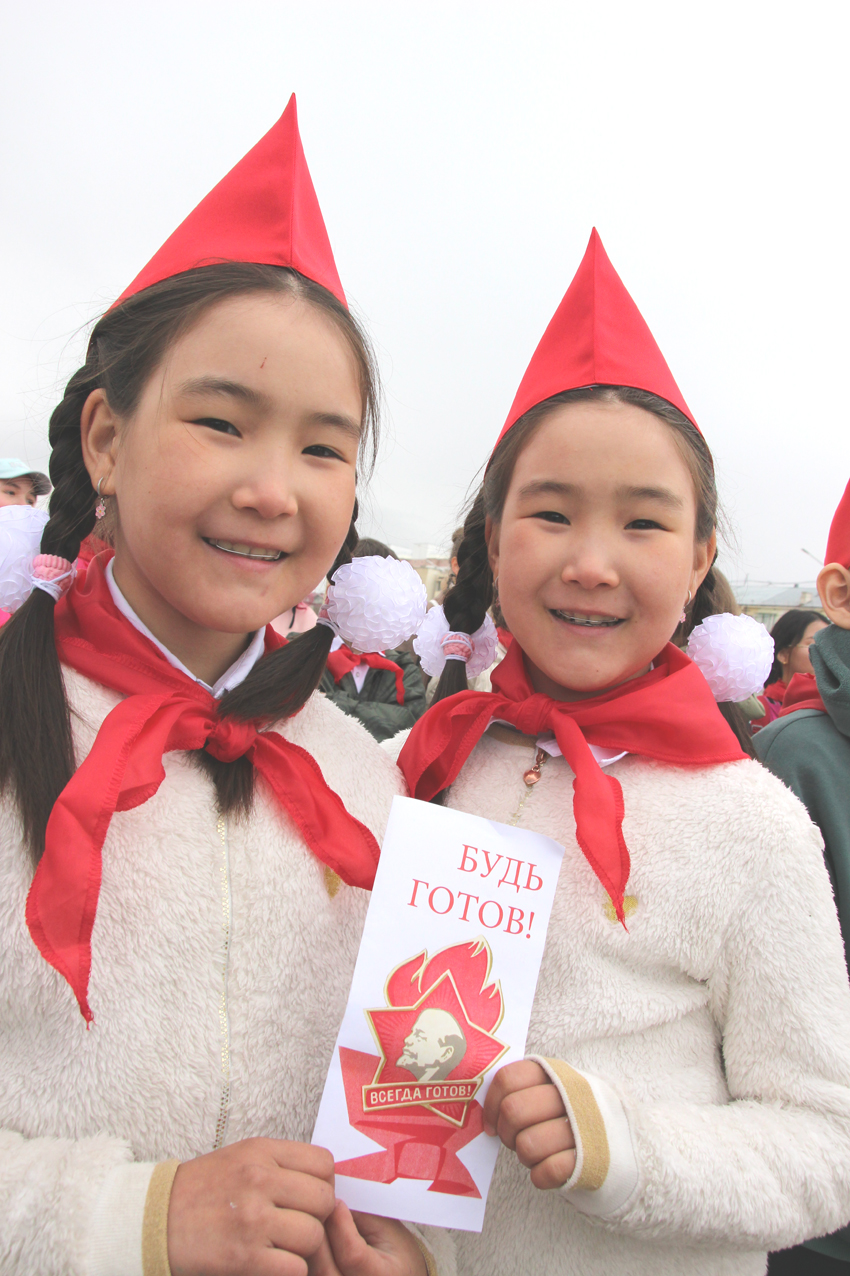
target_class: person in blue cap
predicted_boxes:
[0,457,51,507]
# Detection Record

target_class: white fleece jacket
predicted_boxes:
[384,726,850,1276]
[0,670,455,1276]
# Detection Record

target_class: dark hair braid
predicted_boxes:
[0,362,101,855]
[42,361,101,560]
[0,262,380,859]
[432,493,494,701]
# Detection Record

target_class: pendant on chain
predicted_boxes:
[523,748,548,787]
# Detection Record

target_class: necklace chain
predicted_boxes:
[509,747,549,826]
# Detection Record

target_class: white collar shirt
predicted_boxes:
[105,559,266,700]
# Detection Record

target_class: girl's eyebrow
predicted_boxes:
[176,379,360,437]
[517,479,684,511]
[178,375,272,411]
[517,479,577,500]
[307,410,362,439]
[618,484,684,509]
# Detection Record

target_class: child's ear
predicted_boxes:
[485,516,500,581]
[816,563,850,629]
[691,529,717,593]
[80,389,121,495]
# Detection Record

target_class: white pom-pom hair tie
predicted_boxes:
[414,603,498,678]
[686,612,774,703]
[318,555,428,652]
[0,505,52,612]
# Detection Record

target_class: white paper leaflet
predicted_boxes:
[312,794,564,1231]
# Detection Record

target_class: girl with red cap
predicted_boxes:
[0,101,446,1276]
[392,231,850,1275]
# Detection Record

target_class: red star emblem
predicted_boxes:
[365,939,506,1126]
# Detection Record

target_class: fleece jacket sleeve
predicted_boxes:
[542,795,850,1250]
[529,1056,639,1218]
[0,1127,156,1276]
[404,1221,457,1276]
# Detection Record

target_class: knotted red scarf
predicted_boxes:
[26,555,381,1023]
[779,672,826,716]
[327,644,405,705]
[398,639,746,921]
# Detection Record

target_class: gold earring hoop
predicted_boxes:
[95,477,107,521]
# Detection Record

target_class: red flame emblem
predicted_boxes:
[336,939,506,1196]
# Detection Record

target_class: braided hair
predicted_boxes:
[0,263,379,859]
[432,385,723,707]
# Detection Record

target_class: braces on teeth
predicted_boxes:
[207,540,282,561]
[553,611,621,627]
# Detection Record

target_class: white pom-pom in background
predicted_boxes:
[414,603,499,678]
[686,612,774,703]
[0,506,49,613]
[325,555,427,652]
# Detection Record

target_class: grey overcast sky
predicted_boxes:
[1,1,847,583]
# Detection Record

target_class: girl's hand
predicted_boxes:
[308,1203,428,1276]
[167,1138,336,1276]
[483,1060,577,1190]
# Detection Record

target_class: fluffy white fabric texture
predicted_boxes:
[0,673,455,1276]
[383,729,850,1275]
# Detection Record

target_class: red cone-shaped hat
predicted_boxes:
[826,478,850,569]
[496,229,695,447]
[114,95,346,308]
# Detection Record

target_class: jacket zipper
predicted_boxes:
[213,813,232,1149]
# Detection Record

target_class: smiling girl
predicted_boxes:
[395,231,850,1275]
[0,101,444,1276]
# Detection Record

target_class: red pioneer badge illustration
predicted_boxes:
[337,939,506,1197]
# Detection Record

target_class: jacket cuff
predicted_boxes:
[86,1161,157,1276]
[529,1055,639,1218]
[142,1160,181,1276]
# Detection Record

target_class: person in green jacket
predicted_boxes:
[319,539,427,743]
[756,479,850,1275]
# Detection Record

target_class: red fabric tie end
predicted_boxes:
[27,555,381,1022]
[398,640,746,917]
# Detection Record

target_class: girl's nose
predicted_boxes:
[231,468,299,520]
[560,534,620,590]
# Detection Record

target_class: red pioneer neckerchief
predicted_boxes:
[762,679,787,705]
[327,645,405,705]
[779,672,826,716]
[397,639,746,922]
[26,554,382,1024]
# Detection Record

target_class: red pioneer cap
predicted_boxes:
[114,94,345,308]
[496,228,696,449]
